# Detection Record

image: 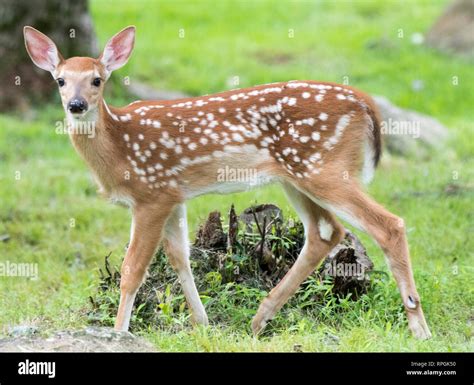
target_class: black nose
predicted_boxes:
[68,98,88,114]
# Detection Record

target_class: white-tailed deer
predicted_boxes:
[24,25,431,339]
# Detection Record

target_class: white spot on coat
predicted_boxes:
[323,114,351,150]
[319,112,328,121]
[318,217,333,241]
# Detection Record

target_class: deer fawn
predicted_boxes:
[24,25,431,339]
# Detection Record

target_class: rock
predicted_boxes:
[76,326,135,341]
[324,332,340,345]
[8,325,39,337]
[373,95,449,156]
[127,81,189,101]
[426,0,474,58]
[0,234,10,242]
[293,344,303,352]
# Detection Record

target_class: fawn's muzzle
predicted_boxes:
[68,98,88,114]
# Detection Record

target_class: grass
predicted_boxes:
[0,0,473,351]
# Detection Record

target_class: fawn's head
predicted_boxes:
[24,26,135,120]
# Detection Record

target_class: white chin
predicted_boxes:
[71,112,88,120]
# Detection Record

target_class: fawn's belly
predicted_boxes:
[180,143,279,199]
[184,171,278,198]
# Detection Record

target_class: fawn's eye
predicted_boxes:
[92,78,101,87]
[57,78,65,87]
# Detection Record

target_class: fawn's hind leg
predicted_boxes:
[299,180,431,339]
[252,182,344,335]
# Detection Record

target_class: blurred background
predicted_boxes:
[0,0,472,351]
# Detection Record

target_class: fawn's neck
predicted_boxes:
[67,99,125,195]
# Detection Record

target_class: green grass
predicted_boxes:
[0,0,473,351]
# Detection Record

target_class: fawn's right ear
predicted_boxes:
[23,26,63,73]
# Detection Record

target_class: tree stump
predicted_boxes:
[193,204,374,296]
[320,230,374,297]
[194,211,227,250]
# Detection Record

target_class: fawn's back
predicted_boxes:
[101,80,380,204]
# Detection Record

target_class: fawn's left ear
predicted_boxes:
[99,26,135,77]
[23,26,63,74]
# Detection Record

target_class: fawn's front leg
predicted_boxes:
[115,202,175,331]
[162,204,208,326]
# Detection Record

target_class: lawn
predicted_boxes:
[0,0,472,351]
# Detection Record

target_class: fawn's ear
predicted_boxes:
[23,26,62,73]
[99,26,135,76]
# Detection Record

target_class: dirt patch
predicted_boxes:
[0,327,155,352]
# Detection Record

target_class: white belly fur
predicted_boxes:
[183,144,277,199]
